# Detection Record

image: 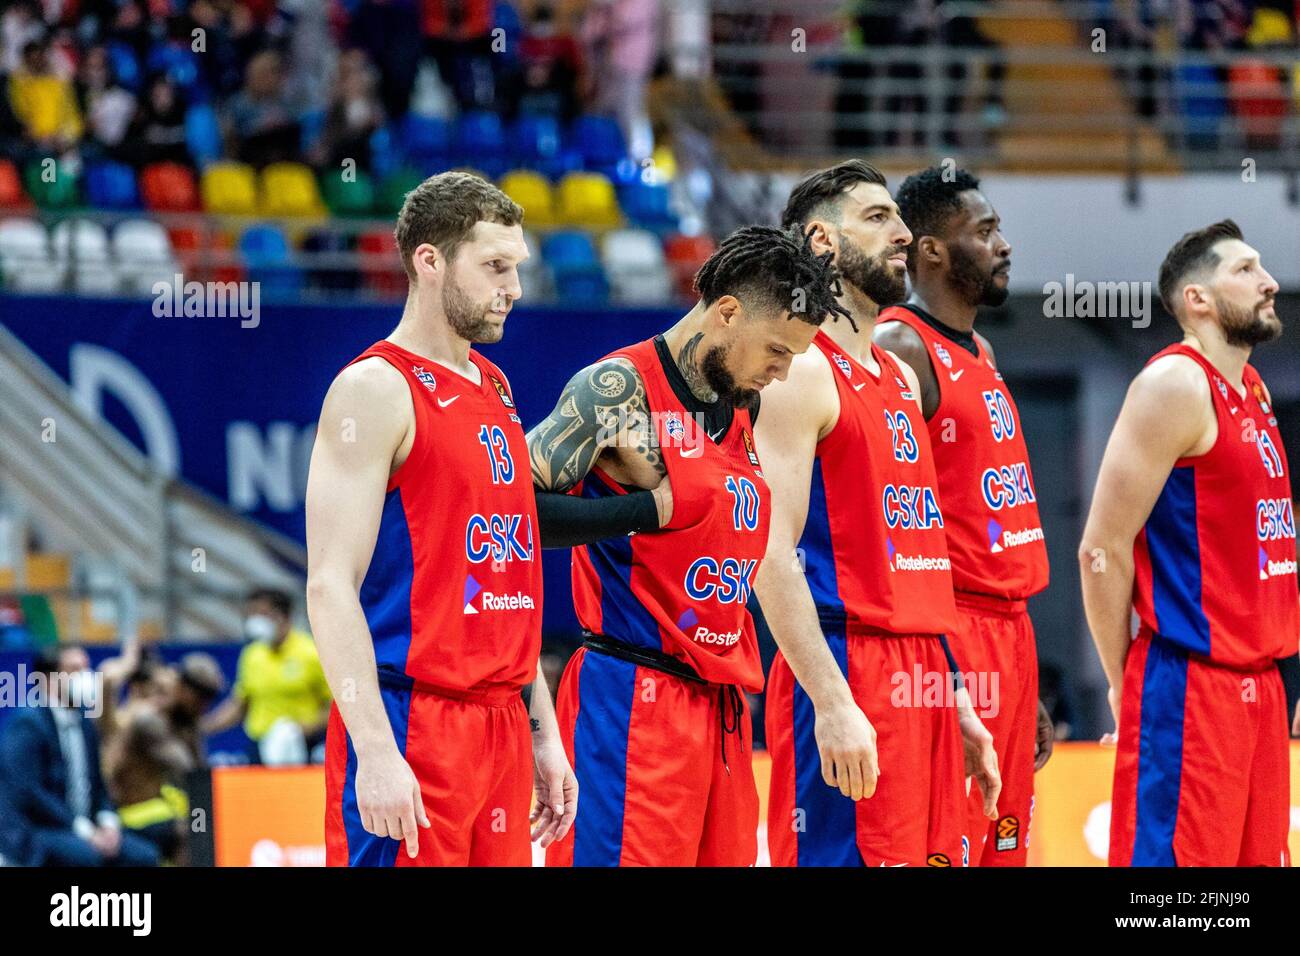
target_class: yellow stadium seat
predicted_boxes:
[201,162,258,215]
[499,170,556,227]
[1246,9,1293,48]
[259,162,325,217]
[556,171,621,228]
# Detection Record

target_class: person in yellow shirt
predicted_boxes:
[203,588,332,765]
[8,39,82,149]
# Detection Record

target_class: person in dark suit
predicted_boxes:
[0,646,158,867]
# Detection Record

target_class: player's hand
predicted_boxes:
[651,473,674,527]
[1292,698,1299,738]
[91,825,121,858]
[956,690,1000,820]
[530,740,578,848]
[355,746,430,859]
[813,698,879,800]
[1033,699,1055,771]
[1100,685,1120,746]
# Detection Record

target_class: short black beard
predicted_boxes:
[702,343,758,409]
[838,235,907,306]
[443,274,500,343]
[1217,293,1282,347]
[948,243,1008,307]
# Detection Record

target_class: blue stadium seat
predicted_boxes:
[239,224,302,296]
[84,161,140,209]
[570,115,627,175]
[106,42,141,92]
[511,114,581,179]
[541,230,608,303]
[146,42,202,95]
[186,104,222,168]
[1175,63,1227,148]
[369,124,400,180]
[401,114,453,171]
[618,179,675,231]
[455,111,507,177]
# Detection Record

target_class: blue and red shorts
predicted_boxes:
[947,592,1039,866]
[325,677,532,867]
[545,645,759,867]
[766,625,967,867]
[1110,628,1291,867]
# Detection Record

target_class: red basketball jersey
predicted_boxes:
[570,338,770,692]
[798,330,959,635]
[345,340,542,692]
[878,305,1050,600]
[1133,344,1299,668]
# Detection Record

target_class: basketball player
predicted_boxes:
[758,160,1000,867]
[306,172,575,866]
[1080,220,1297,866]
[528,226,845,866]
[874,166,1054,867]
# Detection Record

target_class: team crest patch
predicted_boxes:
[926,853,952,867]
[412,365,437,392]
[996,815,1019,851]
[1253,381,1272,414]
[935,343,953,368]
[664,412,686,442]
[831,353,853,379]
[742,429,761,468]
[488,374,515,408]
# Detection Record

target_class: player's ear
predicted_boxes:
[1182,281,1211,318]
[412,242,441,281]
[917,235,944,268]
[804,221,835,258]
[714,294,743,327]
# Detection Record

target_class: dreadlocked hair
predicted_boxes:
[692,225,855,330]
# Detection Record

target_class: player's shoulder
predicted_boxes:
[758,339,836,426]
[874,311,927,355]
[1134,350,1212,405]
[331,352,409,400]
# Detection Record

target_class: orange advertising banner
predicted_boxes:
[210,743,1300,866]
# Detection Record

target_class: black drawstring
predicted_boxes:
[718,685,744,774]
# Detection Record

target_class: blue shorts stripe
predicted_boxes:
[572,652,637,866]
[792,625,862,867]
[1132,639,1189,866]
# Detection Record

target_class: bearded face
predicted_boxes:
[1215,289,1281,347]
[442,270,503,343]
[701,341,760,409]
[947,240,1009,307]
[837,234,907,307]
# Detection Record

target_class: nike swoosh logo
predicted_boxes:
[680,445,704,458]
[853,383,867,392]
[949,370,965,381]
[1229,406,1238,414]
[437,396,459,408]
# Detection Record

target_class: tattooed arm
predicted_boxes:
[528,357,673,548]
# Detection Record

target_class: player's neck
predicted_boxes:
[909,281,977,334]
[390,293,477,378]
[824,284,879,369]
[663,305,722,403]
[1182,327,1251,392]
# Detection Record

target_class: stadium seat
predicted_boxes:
[602,228,672,305]
[106,41,141,91]
[302,228,360,292]
[570,115,628,175]
[22,161,79,209]
[51,219,118,295]
[319,169,376,217]
[541,230,608,303]
[146,41,201,94]
[0,218,63,291]
[455,111,508,177]
[664,234,716,299]
[84,161,140,209]
[141,162,201,212]
[1228,61,1287,142]
[511,114,580,179]
[618,179,675,231]
[1174,63,1226,148]
[401,114,453,171]
[113,219,178,295]
[259,162,325,217]
[556,171,621,227]
[186,103,222,168]
[239,223,302,295]
[518,228,552,299]
[499,170,556,227]
[377,168,425,214]
[358,229,406,297]
[201,162,258,215]
[0,160,30,209]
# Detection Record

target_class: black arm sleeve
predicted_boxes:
[535,487,660,549]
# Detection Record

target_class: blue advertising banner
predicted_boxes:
[2,294,682,636]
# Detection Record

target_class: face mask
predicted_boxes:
[243,614,278,643]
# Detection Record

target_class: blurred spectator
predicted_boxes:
[225,47,299,167]
[183,0,250,99]
[203,587,331,766]
[422,0,496,110]
[75,44,136,157]
[347,0,425,120]
[121,73,191,166]
[7,37,82,153]
[939,0,1006,147]
[0,645,158,866]
[102,699,192,865]
[518,2,582,119]
[170,652,227,764]
[311,48,385,171]
[582,0,660,160]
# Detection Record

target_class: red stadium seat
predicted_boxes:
[358,229,406,297]
[0,159,31,210]
[664,234,716,300]
[1228,61,1287,143]
[141,162,201,212]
